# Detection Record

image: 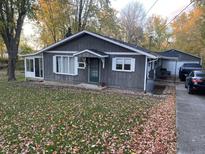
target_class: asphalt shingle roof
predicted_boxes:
[155,49,201,62]
[92,32,157,56]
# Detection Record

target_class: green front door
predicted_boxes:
[89,58,99,83]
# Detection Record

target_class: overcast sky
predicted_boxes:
[111,0,192,19]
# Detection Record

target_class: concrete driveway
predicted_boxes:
[176,84,205,154]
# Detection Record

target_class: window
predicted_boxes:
[63,56,69,73]
[26,59,34,72]
[124,59,131,70]
[56,56,62,73]
[112,57,135,72]
[78,57,86,69]
[53,55,77,75]
[196,72,205,77]
[116,59,123,70]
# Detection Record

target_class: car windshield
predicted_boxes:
[196,72,205,77]
[183,63,201,67]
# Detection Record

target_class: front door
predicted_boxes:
[89,58,99,83]
[35,58,43,78]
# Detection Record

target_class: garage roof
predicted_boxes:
[158,49,201,61]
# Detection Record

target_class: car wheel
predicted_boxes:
[188,85,193,94]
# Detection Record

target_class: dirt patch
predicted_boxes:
[129,86,176,154]
[152,85,166,95]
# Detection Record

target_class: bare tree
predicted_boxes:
[120,1,145,44]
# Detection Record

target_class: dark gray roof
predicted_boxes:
[93,32,156,56]
[23,30,157,58]
[159,49,201,61]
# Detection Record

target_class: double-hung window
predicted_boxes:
[112,57,135,72]
[53,55,78,75]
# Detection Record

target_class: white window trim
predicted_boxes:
[25,58,34,72]
[25,56,44,79]
[112,57,135,72]
[53,55,78,76]
[78,57,86,69]
[78,62,86,69]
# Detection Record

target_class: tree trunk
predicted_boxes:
[8,56,17,81]
[7,43,18,81]
[78,0,83,32]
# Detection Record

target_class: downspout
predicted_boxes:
[42,53,45,80]
[144,56,148,93]
[24,57,26,81]
[174,59,177,83]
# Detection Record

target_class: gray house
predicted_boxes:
[23,30,158,92]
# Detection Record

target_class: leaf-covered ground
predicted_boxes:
[130,86,176,154]
[0,71,159,153]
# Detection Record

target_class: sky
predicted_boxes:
[22,0,193,49]
[111,0,192,19]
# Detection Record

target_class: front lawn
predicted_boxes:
[0,71,158,153]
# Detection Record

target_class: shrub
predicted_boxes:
[16,60,24,71]
[0,57,8,64]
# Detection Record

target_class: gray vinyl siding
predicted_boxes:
[100,55,145,90]
[43,52,145,90]
[43,53,88,84]
[41,33,147,90]
[48,34,136,53]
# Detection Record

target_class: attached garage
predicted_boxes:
[158,49,201,77]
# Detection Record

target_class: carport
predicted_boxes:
[156,49,202,80]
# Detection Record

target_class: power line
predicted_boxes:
[159,1,194,32]
[142,0,160,20]
[148,1,194,49]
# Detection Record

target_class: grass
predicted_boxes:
[0,70,157,153]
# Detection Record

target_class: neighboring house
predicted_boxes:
[23,30,157,92]
[157,49,201,77]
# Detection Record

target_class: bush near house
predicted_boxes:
[16,60,24,71]
[0,58,8,69]
[0,58,24,71]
